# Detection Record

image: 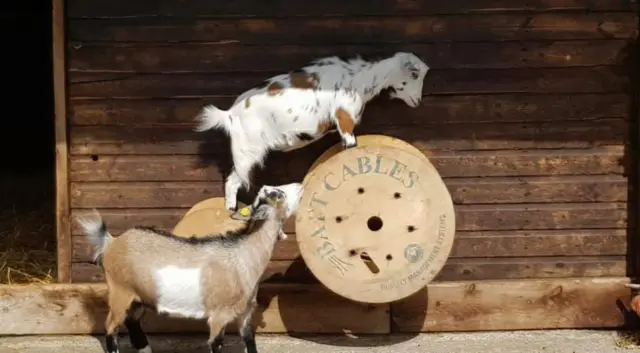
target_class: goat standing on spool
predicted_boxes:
[76,183,303,353]
[195,87,364,211]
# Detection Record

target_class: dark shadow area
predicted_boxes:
[253,262,427,346]
[618,8,640,331]
[0,1,56,283]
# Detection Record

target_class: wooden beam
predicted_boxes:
[0,278,630,335]
[0,283,389,335]
[53,0,71,283]
[391,277,631,332]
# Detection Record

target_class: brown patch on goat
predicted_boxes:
[335,108,355,134]
[267,82,285,96]
[290,72,319,89]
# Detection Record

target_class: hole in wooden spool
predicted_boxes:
[386,254,393,260]
[357,187,365,194]
[335,216,343,223]
[407,225,416,232]
[394,192,401,199]
[360,252,380,274]
[349,249,357,257]
[367,216,383,231]
[90,154,99,161]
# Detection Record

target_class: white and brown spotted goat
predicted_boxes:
[194,52,428,211]
[76,183,303,353]
[194,87,364,211]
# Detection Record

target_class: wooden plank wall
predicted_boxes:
[64,0,639,331]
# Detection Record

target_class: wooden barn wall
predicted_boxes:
[64,0,639,328]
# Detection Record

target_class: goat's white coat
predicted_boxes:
[195,52,428,211]
[154,266,207,319]
[196,88,362,211]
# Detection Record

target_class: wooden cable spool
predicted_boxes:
[295,134,456,304]
[172,198,248,237]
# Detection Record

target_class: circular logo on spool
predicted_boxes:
[404,244,424,264]
[295,140,456,304]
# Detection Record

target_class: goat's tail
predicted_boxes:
[194,104,232,133]
[75,209,114,267]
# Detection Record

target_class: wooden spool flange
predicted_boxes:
[295,136,456,304]
[173,197,248,237]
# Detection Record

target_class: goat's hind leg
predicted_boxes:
[224,169,244,212]
[104,293,135,353]
[225,146,267,212]
[124,301,152,353]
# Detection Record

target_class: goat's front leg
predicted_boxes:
[332,107,357,149]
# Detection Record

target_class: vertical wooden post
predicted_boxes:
[53,0,71,283]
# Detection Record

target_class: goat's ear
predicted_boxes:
[250,204,271,220]
[230,206,253,221]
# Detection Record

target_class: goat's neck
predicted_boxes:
[348,57,395,103]
[235,218,283,288]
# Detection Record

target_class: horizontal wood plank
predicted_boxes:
[445,175,627,204]
[69,94,631,126]
[68,40,631,73]
[69,118,628,155]
[70,203,628,238]
[66,0,637,18]
[69,147,626,182]
[0,279,631,334]
[69,203,628,236]
[68,67,628,98]
[72,229,628,263]
[69,176,627,208]
[70,256,627,283]
[67,14,638,43]
[0,283,389,334]
[390,277,630,332]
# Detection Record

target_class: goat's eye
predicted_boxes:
[402,81,407,86]
[411,72,419,80]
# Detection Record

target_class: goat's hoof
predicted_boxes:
[225,202,238,213]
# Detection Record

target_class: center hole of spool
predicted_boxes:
[360,252,380,274]
[367,216,383,232]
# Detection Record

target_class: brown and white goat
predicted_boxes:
[76,183,302,353]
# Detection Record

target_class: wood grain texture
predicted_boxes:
[69,176,627,209]
[66,0,637,18]
[69,94,631,126]
[69,147,625,182]
[70,256,627,283]
[0,283,389,334]
[68,67,628,98]
[67,14,638,43]
[72,229,627,263]
[445,175,627,204]
[68,40,631,73]
[69,118,628,155]
[69,203,627,236]
[390,277,630,332]
[0,279,630,334]
[53,0,70,283]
